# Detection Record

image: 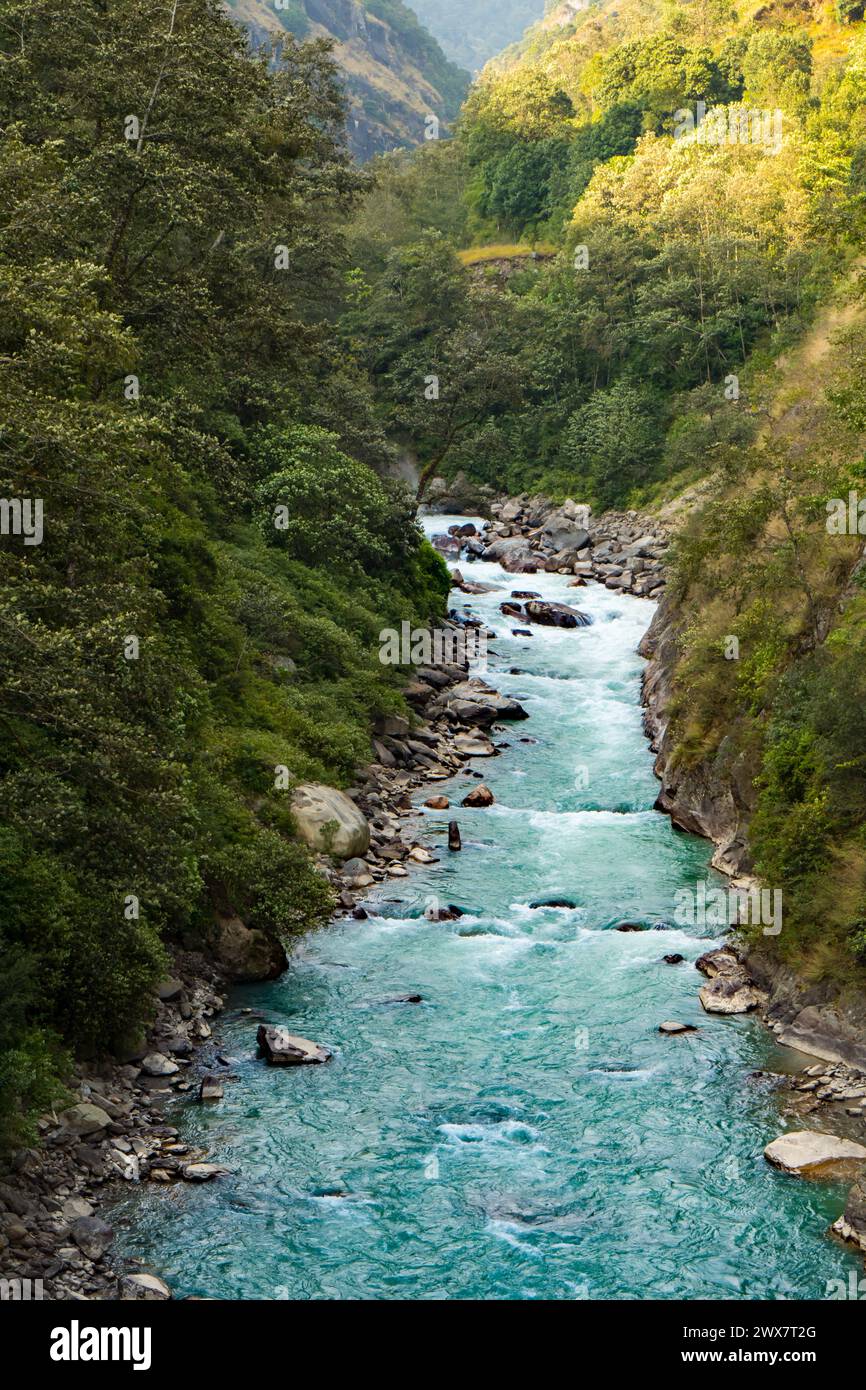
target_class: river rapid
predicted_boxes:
[114,516,859,1300]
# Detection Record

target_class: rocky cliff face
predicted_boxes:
[227,0,469,159]
[639,594,758,878]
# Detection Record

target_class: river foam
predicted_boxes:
[113,513,861,1301]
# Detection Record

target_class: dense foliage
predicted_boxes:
[344,6,866,513]
[6,0,866,1142]
[0,0,448,1143]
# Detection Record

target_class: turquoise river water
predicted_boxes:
[114,516,860,1300]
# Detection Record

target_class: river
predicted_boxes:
[113,516,859,1300]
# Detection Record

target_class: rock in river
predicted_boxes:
[699,976,765,1015]
[256,1024,332,1065]
[182,1163,230,1182]
[453,732,495,757]
[695,947,766,1015]
[764,1131,866,1177]
[659,1021,698,1035]
[461,784,494,808]
[119,1272,172,1300]
[199,1075,225,1101]
[524,600,592,628]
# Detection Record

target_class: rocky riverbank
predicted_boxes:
[5,496,866,1298]
[0,581,529,1299]
[429,494,670,599]
[640,578,866,1267]
[0,954,230,1300]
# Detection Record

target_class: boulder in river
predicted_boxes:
[529,897,576,909]
[291,783,370,859]
[448,820,462,851]
[119,1272,172,1300]
[181,1162,230,1181]
[663,953,685,965]
[696,947,766,1014]
[764,1131,866,1177]
[256,1024,332,1065]
[461,580,499,594]
[482,537,538,572]
[425,795,449,809]
[453,732,496,757]
[447,698,501,728]
[699,976,765,1015]
[524,600,592,628]
[658,1021,698,1035]
[426,903,464,921]
[695,946,740,978]
[461,784,494,808]
[446,680,529,724]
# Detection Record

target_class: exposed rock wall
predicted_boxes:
[639,594,757,877]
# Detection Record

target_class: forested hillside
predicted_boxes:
[0,0,448,1143]
[6,0,866,1149]
[342,0,866,987]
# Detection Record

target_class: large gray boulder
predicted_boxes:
[71,1215,114,1260]
[57,1103,113,1138]
[213,913,287,982]
[544,526,590,555]
[481,537,538,572]
[699,977,765,1014]
[764,1131,866,1176]
[524,601,592,629]
[291,783,370,859]
[696,947,766,1015]
[445,680,528,726]
[119,1272,172,1300]
[256,1025,332,1065]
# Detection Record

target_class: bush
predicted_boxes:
[204,829,335,942]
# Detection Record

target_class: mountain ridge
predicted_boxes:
[227,0,469,157]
